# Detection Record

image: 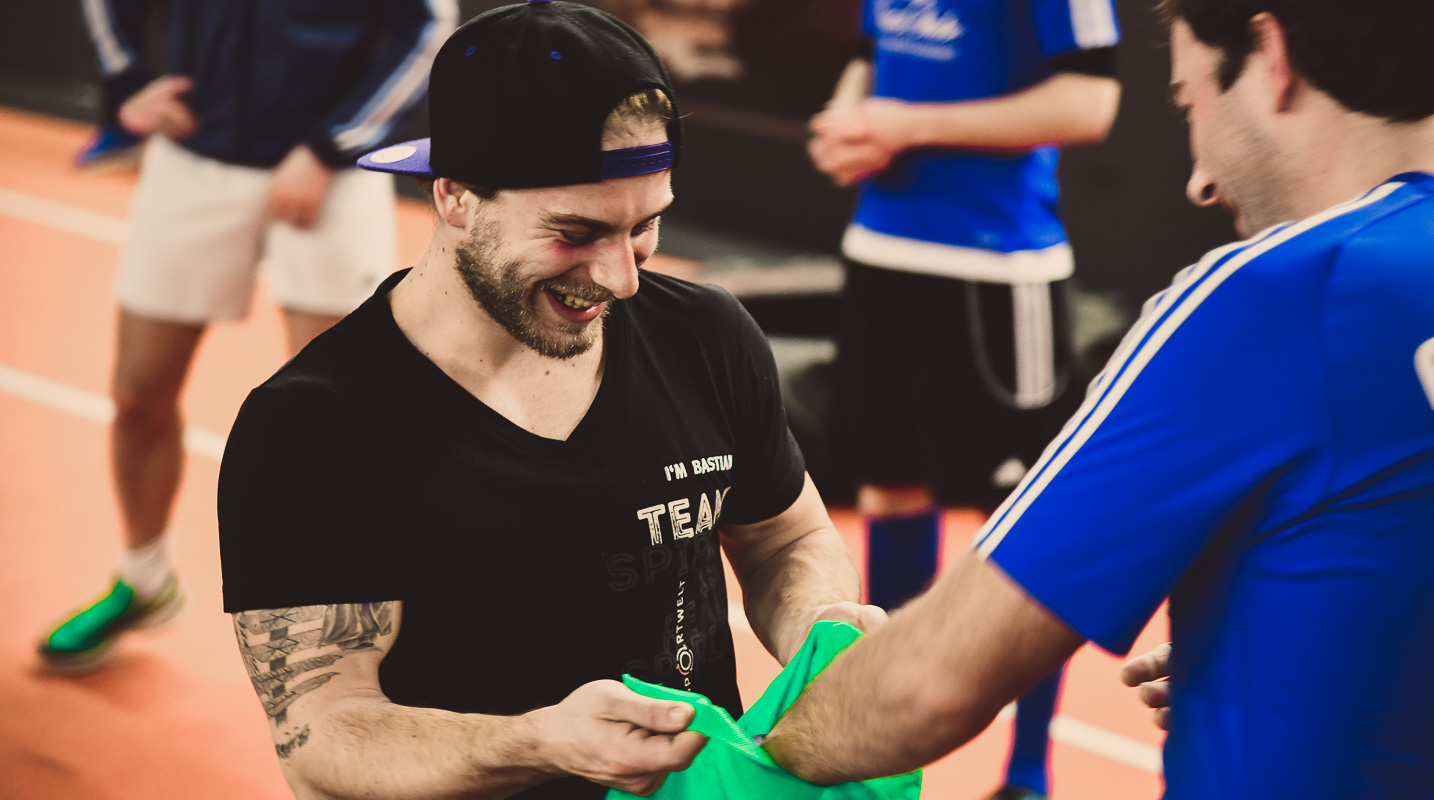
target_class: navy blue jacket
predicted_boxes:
[82,0,458,168]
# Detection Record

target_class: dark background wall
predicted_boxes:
[0,0,1236,307]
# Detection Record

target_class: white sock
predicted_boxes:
[118,534,175,598]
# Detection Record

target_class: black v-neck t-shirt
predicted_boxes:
[219,270,805,796]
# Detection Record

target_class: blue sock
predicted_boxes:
[1004,664,1066,796]
[865,508,941,610]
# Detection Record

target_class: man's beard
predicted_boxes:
[454,225,610,360]
[1208,98,1298,238]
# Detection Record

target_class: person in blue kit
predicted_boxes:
[767,0,1434,796]
[39,0,458,672]
[808,1,1120,797]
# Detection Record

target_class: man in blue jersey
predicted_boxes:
[767,0,1434,796]
[809,1,1119,796]
[39,0,458,672]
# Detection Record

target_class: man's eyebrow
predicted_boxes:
[539,202,672,235]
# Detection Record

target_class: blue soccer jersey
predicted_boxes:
[845,0,1119,282]
[978,173,1434,796]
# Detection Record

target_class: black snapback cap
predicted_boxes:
[358,0,681,189]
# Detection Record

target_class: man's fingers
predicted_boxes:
[608,729,706,790]
[268,191,294,226]
[810,110,870,143]
[1152,707,1170,730]
[1138,679,1170,710]
[152,74,194,98]
[1120,642,1172,687]
[622,774,666,797]
[267,186,321,228]
[607,690,694,734]
[663,729,707,770]
[290,195,322,228]
[157,104,197,139]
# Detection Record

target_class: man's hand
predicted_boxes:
[118,75,197,140]
[529,680,707,795]
[267,145,333,229]
[808,98,914,187]
[1120,642,1172,730]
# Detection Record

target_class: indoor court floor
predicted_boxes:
[0,107,1169,799]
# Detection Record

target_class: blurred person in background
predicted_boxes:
[768,0,1434,796]
[808,0,1120,797]
[39,0,459,672]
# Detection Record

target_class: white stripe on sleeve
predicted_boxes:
[1068,0,1119,49]
[974,181,1404,557]
[333,0,460,154]
[81,0,132,77]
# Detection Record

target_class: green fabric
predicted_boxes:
[609,621,922,799]
[45,579,137,653]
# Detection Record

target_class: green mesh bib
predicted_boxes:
[609,621,922,799]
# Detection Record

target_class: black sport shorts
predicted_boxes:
[833,260,1082,508]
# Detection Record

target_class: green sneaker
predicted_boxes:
[39,577,184,673]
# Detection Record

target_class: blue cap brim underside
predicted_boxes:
[357,139,673,182]
[357,138,436,177]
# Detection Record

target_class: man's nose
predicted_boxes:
[589,240,641,300]
[1186,160,1220,208]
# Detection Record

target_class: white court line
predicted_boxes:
[0,363,227,460]
[0,185,1164,775]
[0,185,127,244]
[1050,714,1164,774]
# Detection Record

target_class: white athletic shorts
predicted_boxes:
[115,135,397,323]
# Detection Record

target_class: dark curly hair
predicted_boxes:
[1159,0,1434,122]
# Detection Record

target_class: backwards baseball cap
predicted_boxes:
[358,0,680,189]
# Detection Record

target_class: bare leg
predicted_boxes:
[110,310,206,549]
[281,308,343,356]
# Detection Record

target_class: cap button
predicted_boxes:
[527,0,553,3]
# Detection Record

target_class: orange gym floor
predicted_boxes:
[0,107,1169,799]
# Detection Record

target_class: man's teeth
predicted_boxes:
[554,291,599,310]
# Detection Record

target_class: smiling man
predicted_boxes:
[215,3,881,799]
[765,1,1434,797]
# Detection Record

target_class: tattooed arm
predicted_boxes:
[233,602,707,799]
[720,475,888,666]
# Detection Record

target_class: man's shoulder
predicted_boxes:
[1327,175,1434,278]
[249,297,391,410]
[630,270,750,330]
[1201,177,1434,294]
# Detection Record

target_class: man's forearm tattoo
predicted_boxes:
[275,725,311,759]
[236,603,394,730]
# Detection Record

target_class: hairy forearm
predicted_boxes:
[725,523,861,665]
[764,553,1084,783]
[763,582,997,782]
[280,697,550,800]
[902,72,1120,152]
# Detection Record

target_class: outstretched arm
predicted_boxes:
[763,550,1084,783]
[233,601,705,800]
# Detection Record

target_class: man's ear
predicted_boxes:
[433,177,473,229]
[1248,12,1296,112]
